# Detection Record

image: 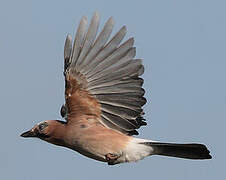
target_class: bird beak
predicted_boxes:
[20,129,36,138]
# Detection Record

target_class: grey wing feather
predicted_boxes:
[64,12,147,135]
[64,34,72,60]
[100,116,137,135]
[81,26,127,75]
[101,111,138,130]
[76,12,100,68]
[95,94,146,108]
[64,34,72,73]
[87,78,144,90]
[88,59,143,87]
[90,85,145,96]
[80,16,114,70]
[70,16,87,68]
[86,38,134,79]
[87,47,136,82]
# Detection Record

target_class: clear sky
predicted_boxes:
[0,0,225,179]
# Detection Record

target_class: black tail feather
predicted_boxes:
[141,142,212,160]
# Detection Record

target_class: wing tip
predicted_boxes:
[64,34,73,66]
[122,25,127,32]
[91,11,100,24]
[108,16,115,24]
[93,11,100,17]
[64,34,72,52]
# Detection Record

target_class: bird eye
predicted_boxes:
[39,122,48,131]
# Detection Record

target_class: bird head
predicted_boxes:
[20,120,66,144]
[20,120,53,139]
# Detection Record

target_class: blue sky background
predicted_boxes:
[0,0,225,179]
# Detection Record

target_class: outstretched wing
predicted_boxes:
[63,12,147,135]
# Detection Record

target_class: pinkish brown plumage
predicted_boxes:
[21,12,211,165]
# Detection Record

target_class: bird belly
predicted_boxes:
[64,125,131,163]
[71,145,107,162]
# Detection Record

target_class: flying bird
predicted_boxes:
[21,12,211,165]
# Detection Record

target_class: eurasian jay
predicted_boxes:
[21,12,211,165]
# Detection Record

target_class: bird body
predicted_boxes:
[21,12,211,165]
